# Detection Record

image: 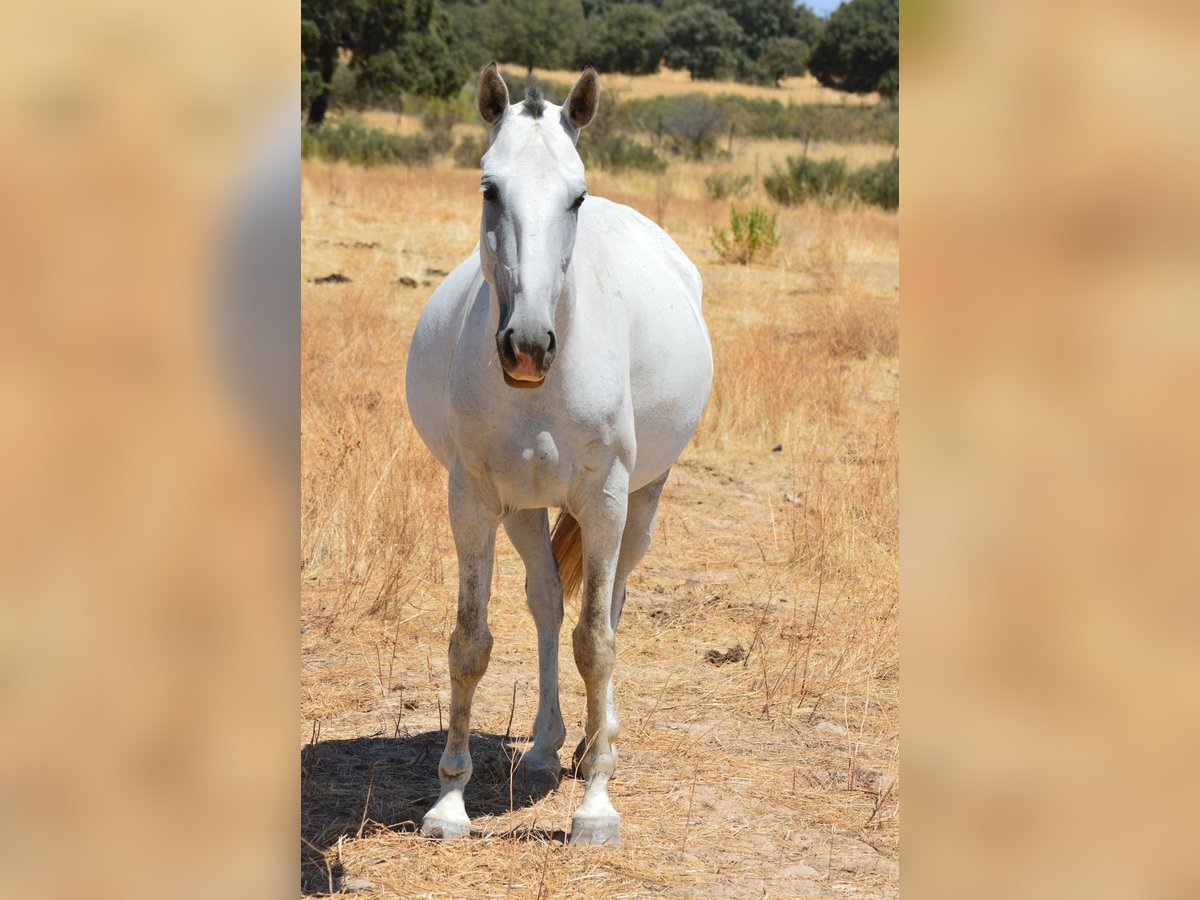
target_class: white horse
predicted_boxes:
[406,63,712,845]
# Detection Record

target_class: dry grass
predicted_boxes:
[301,99,898,895]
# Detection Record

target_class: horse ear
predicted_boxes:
[563,67,600,132]
[477,62,509,127]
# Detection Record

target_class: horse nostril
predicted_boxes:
[497,328,517,366]
[546,331,557,356]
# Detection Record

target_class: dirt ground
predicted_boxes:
[301,116,898,895]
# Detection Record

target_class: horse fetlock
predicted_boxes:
[586,749,616,779]
[534,712,567,752]
[437,752,472,783]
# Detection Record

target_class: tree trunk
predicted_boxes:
[305,39,338,128]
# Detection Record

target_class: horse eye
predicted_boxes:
[482,184,499,202]
[570,193,586,211]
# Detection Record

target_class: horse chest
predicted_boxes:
[449,391,624,511]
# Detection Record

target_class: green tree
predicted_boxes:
[808,0,898,101]
[301,0,469,126]
[443,1,494,74]
[661,0,822,85]
[759,36,809,87]
[579,3,667,75]
[663,4,744,81]
[487,0,586,75]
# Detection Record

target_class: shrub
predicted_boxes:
[454,134,490,169]
[622,94,898,147]
[621,95,730,159]
[846,156,899,210]
[704,172,751,201]
[499,72,573,105]
[580,136,667,173]
[763,156,848,205]
[301,118,453,165]
[764,154,899,209]
[417,91,476,132]
[712,205,780,265]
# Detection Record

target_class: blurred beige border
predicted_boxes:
[4,0,1200,895]
[0,2,297,896]
[904,1,1200,896]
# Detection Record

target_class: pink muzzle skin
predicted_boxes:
[502,347,546,388]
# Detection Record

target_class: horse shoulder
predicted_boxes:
[406,252,487,468]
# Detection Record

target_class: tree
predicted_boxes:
[579,3,667,75]
[661,0,823,85]
[808,0,898,101]
[759,36,809,87]
[487,0,586,75]
[663,4,744,81]
[301,0,469,126]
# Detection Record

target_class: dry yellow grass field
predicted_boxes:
[301,77,898,896]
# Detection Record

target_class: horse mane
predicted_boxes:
[523,86,546,119]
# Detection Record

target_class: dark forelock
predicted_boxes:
[523,86,545,118]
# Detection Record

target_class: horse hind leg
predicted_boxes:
[502,509,566,799]
[572,469,670,778]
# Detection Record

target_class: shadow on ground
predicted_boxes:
[301,730,558,894]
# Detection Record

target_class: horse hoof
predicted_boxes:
[569,814,621,846]
[420,815,470,841]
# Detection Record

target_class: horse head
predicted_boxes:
[475,63,599,388]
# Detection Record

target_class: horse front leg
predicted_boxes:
[569,467,629,846]
[572,469,671,775]
[420,471,498,841]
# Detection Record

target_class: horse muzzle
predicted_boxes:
[497,327,556,389]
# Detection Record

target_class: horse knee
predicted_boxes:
[449,623,493,684]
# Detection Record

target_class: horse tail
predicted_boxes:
[550,509,583,602]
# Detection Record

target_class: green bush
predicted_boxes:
[704,172,752,201]
[580,136,667,173]
[846,157,899,210]
[301,118,453,165]
[763,156,848,205]
[764,154,899,209]
[712,205,780,265]
[622,94,898,147]
[454,133,489,169]
[499,73,573,106]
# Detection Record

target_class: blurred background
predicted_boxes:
[904,1,1200,897]
[1,0,1197,896]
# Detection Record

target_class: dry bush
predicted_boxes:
[697,326,851,449]
[808,291,899,359]
[301,282,446,626]
[808,221,849,296]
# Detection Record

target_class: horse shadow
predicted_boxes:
[301,730,565,894]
